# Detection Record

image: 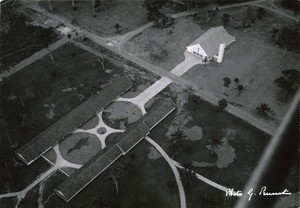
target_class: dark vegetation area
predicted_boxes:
[279,0,300,13]
[0,4,57,72]
[0,43,124,195]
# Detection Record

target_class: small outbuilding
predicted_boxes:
[186,26,235,63]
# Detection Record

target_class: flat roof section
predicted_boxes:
[54,99,176,202]
[15,76,133,165]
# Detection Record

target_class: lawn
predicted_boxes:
[44,141,181,208]
[125,6,300,126]
[149,85,273,193]
[38,0,149,36]
[0,3,58,72]
[125,16,206,71]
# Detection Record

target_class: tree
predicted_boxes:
[271,28,279,38]
[274,69,300,101]
[218,98,227,110]
[221,14,231,28]
[256,103,272,117]
[234,78,239,85]
[106,163,127,195]
[17,112,27,127]
[276,26,300,53]
[206,137,223,155]
[171,128,187,158]
[222,77,231,95]
[171,128,186,145]
[144,0,165,20]
[203,56,209,67]
[71,0,77,10]
[236,84,245,96]
[48,0,53,12]
[256,8,266,20]
[115,23,121,33]
[180,167,197,187]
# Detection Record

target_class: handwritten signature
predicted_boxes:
[225,186,292,201]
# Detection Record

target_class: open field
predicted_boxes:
[125,6,300,126]
[0,4,58,72]
[44,141,180,208]
[149,87,272,188]
[39,0,149,36]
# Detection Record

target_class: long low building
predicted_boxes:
[55,98,176,202]
[15,76,133,165]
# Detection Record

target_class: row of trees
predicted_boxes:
[144,0,175,27]
[47,0,111,17]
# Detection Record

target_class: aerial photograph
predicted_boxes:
[0,0,299,207]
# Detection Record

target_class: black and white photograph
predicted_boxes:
[0,0,299,207]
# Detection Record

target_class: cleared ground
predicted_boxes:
[125,6,300,126]
[39,0,148,36]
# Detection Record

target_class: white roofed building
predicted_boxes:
[186,26,236,63]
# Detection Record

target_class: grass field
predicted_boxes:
[148,86,273,193]
[125,6,299,126]
[39,0,149,36]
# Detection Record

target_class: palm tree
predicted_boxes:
[222,77,231,95]
[171,128,187,144]
[236,84,245,96]
[171,128,187,157]
[222,14,231,28]
[180,168,197,187]
[48,0,53,12]
[206,137,223,155]
[106,163,127,195]
[115,23,121,33]
[234,78,239,85]
[256,103,272,116]
[203,56,209,67]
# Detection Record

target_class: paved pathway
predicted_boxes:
[145,136,236,208]
[0,36,69,81]
[74,110,124,148]
[145,136,186,208]
[0,144,81,206]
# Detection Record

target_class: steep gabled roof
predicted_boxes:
[188,26,236,57]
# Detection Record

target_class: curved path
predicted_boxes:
[0,145,82,207]
[145,136,229,193]
[145,136,186,208]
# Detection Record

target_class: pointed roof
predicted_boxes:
[188,26,236,57]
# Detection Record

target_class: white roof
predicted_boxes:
[188,26,235,57]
